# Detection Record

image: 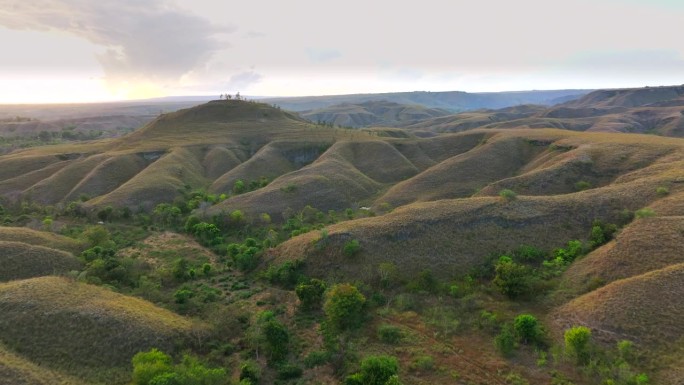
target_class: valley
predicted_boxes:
[0,87,683,385]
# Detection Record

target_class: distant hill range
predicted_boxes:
[259,89,592,112]
[299,100,451,128]
[403,85,684,137]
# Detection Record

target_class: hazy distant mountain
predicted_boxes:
[259,89,593,112]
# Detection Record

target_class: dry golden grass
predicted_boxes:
[0,241,82,282]
[380,134,547,206]
[23,154,109,204]
[208,140,330,194]
[0,343,88,385]
[558,217,684,300]
[0,227,82,254]
[551,263,684,384]
[88,147,208,209]
[208,142,382,219]
[0,160,70,199]
[201,145,247,180]
[63,153,149,203]
[0,276,202,384]
[270,180,657,282]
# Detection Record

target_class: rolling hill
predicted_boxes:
[0,276,202,384]
[404,85,684,137]
[1,90,684,384]
[298,100,451,128]
[260,89,592,111]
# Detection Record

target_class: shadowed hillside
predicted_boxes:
[0,276,202,384]
[0,343,87,385]
[299,100,450,128]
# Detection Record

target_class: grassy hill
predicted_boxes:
[2,94,684,384]
[0,241,82,282]
[404,85,684,137]
[0,276,202,384]
[0,343,87,385]
[260,89,591,111]
[299,100,451,128]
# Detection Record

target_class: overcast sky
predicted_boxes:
[0,0,682,103]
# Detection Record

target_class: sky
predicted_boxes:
[0,0,682,103]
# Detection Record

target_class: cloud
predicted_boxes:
[0,0,231,84]
[565,49,684,74]
[225,71,263,91]
[305,48,342,64]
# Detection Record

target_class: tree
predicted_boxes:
[262,318,289,362]
[233,179,246,194]
[513,314,541,345]
[324,283,366,331]
[295,279,327,310]
[493,256,531,299]
[131,349,173,385]
[343,239,361,257]
[346,355,400,385]
[564,326,592,365]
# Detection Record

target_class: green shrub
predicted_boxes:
[262,318,289,362]
[656,186,669,196]
[635,208,655,218]
[343,239,361,257]
[277,363,303,380]
[131,349,173,385]
[239,360,260,384]
[499,189,517,201]
[303,350,331,368]
[347,355,400,385]
[495,324,516,356]
[574,181,592,191]
[377,324,403,344]
[564,326,592,365]
[493,257,531,299]
[295,279,327,310]
[324,283,366,331]
[513,314,541,345]
[410,355,434,372]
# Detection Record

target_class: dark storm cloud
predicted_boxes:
[0,0,230,81]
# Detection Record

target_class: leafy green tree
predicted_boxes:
[564,326,591,365]
[343,239,361,257]
[233,179,246,194]
[131,349,226,385]
[493,256,531,299]
[262,318,289,362]
[239,360,260,384]
[295,279,327,310]
[324,283,366,331]
[513,314,541,345]
[346,355,400,385]
[131,349,173,385]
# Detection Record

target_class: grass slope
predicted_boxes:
[270,183,656,282]
[0,241,82,282]
[0,276,201,384]
[552,263,684,384]
[0,227,82,254]
[558,216,684,299]
[0,343,87,385]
